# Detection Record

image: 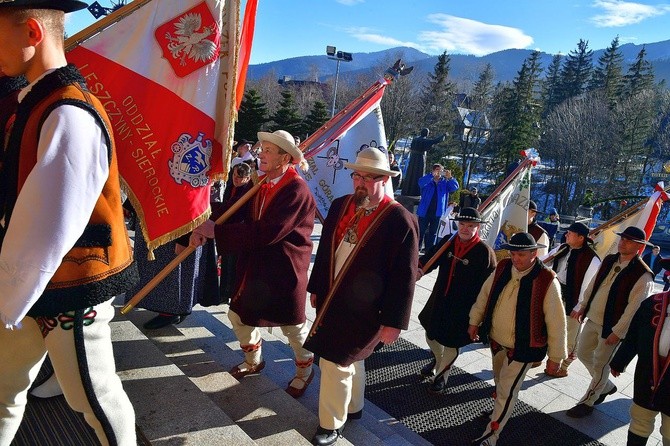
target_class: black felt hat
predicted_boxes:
[615,226,654,247]
[453,207,486,223]
[528,200,538,211]
[499,232,546,251]
[0,0,88,12]
[567,222,594,243]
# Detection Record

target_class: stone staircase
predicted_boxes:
[112,297,432,446]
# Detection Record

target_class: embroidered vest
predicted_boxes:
[582,253,650,338]
[552,243,599,313]
[2,65,138,317]
[480,258,555,362]
[528,221,547,242]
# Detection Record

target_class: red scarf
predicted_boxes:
[335,195,392,246]
[256,167,299,217]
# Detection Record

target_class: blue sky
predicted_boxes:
[65,0,670,64]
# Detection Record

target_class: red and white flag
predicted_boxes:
[300,79,392,218]
[591,182,669,257]
[66,0,241,256]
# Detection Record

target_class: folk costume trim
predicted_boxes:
[480,258,555,362]
[2,65,138,317]
[582,253,650,338]
[307,195,399,340]
[652,293,670,394]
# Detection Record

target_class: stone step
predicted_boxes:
[119,301,430,446]
[111,307,257,445]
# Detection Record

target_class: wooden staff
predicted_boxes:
[421,233,458,274]
[120,178,266,315]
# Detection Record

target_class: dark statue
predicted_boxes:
[401,128,445,197]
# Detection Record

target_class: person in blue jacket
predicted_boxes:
[417,164,459,251]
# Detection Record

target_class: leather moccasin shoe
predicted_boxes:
[229,360,265,379]
[311,426,343,446]
[566,403,594,418]
[143,314,186,330]
[594,385,617,405]
[286,369,315,398]
[544,368,568,378]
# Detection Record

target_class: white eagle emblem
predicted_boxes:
[164,13,217,66]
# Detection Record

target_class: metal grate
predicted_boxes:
[365,338,605,446]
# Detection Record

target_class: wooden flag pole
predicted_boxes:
[120,177,266,315]
[420,233,457,274]
[64,0,154,52]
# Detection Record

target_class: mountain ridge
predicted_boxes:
[247,40,670,86]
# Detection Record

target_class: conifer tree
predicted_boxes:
[495,51,543,167]
[470,63,495,111]
[588,36,625,105]
[624,46,655,96]
[541,54,564,117]
[418,51,455,134]
[270,90,303,137]
[302,100,330,137]
[236,88,269,141]
[558,39,593,102]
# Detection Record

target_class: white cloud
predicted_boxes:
[591,0,670,27]
[345,26,420,49]
[336,0,364,5]
[418,14,534,56]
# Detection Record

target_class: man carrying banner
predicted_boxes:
[567,226,654,418]
[191,130,317,398]
[542,222,601,377]
[304,148,418,446]
[418,207,496,392]
[0,1,140,444]
[468,233,566,446]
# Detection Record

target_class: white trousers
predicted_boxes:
[426,336,459,383]
[0,298,136,446]
[475,343,531,444]
[576,319,619,406]
[318,358,365,430]
[228,309,313,377]
[630,402,670,444]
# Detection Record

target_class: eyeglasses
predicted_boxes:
[350,172,383,183]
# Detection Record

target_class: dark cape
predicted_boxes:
[215,169,316,327]
[419,236,496,347]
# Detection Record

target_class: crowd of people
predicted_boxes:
[0,3,668,446]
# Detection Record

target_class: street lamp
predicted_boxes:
[326,45,353,117]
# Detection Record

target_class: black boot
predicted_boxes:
[420,357,436,378]
[627,431,648,446]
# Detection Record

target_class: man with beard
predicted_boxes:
[417,207,496,392]
[304,148,419,445]
[191,130,316,399]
